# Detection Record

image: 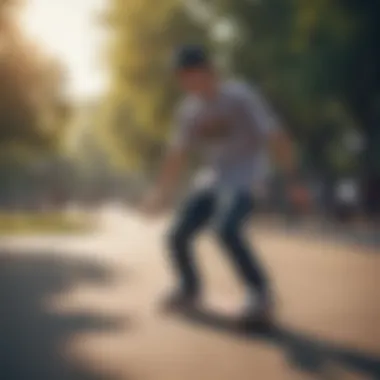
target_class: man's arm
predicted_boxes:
[152,147,187,204]
[142,98,194,214]
[236,83,298,178]
[269,129,298,180]
[237,83,309,208]
[141,147,187,215]
[269,128,312,210]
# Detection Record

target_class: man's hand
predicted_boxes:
[140,147,186,217]
[287,182,312,213]
[269,130,312,212]
[140,190,167,217]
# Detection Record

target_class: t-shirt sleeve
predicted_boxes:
[236,83,280,137]
[169,100,195,151]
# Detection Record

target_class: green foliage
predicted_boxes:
[102,0,380,177]
[101,0,210,171]
[0,2,73,208]
[0,2,71,158]
[207,0,380,176]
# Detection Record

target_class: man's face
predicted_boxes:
[176,67,214,95]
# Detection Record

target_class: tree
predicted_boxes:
[0,0,70,154]
[102,0,380,181]
[101,0,210,171]
[197,0,372,177]
[0,0,72,207]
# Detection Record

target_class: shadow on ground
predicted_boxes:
[267,220,380,250]
[0,249,126,380]
[177,307,380,379]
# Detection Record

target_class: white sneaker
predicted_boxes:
[160,289,199,313]
[241,292,275,325]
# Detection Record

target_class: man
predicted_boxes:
[142,45,304,322]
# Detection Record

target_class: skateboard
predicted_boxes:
[165,297,274,333]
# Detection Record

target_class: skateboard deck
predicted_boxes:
[168,297,274,332]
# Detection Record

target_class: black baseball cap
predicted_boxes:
[173,45,210,71]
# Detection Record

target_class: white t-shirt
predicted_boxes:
[171,80,280,191]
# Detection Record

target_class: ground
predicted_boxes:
[0,207,378,380]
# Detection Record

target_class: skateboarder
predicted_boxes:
[142,45,305,322]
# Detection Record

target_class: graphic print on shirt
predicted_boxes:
[173,80,279,190]
[193,104,232,144]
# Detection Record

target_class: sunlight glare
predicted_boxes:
[20,0,107,100]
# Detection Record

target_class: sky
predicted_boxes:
[20,0,108,100]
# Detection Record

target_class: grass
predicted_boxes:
[0,211,92,235]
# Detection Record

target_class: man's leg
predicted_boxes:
[167,189,215,298]
[214,190,270,305]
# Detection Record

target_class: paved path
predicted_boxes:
[0,208,379,380]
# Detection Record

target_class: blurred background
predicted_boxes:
[0,1,379,379]
[0,0,379,234]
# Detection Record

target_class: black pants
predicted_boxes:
[167,188,269,296]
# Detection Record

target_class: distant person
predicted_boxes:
[141,45,305,323]
[335,178,359,223]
